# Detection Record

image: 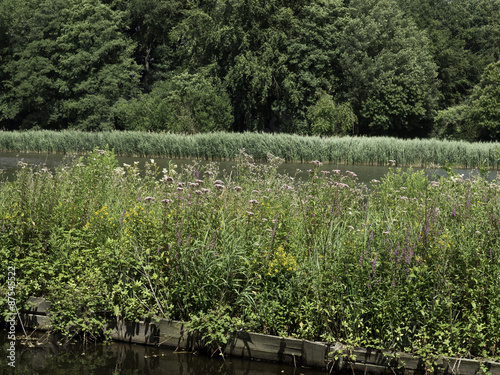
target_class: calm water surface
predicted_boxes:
[1,151,497,184]
[1,329,328,375]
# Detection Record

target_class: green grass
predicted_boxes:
[1,148,499,365]
[0,130,498,168]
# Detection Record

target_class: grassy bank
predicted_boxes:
[1,149,499,366]
[0,130,499,168]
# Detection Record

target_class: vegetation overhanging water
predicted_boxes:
[0,148,499,370]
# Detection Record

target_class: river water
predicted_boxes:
[0,151,497,184]
[0,329,328,375]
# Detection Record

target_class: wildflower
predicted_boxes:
[346,171,357,178]
[234,186,243,192]
[214,184,225,190]
[249,199,258,204]
[144,196,155,202]
[161,198,173,204]
[188,182,199,187]
[214,180,224,185]
[177,182,185,187]
[195,190,203,195]
[311,160,323,167]
[321,170,330,175]
[164,176,174,182]
[177,187,184,192]
[252,190,259,193]
[348,225,354,230]
[371,179,380,183]
[205,171,214,176]
[246,211,254,216]
[202,188,211,193]
[195,179,204,184]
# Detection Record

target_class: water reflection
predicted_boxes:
[1,329,327,375]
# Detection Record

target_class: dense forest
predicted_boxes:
[0,0,499,140]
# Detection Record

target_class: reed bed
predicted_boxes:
[1,149,499,364]
[0,130,498,168]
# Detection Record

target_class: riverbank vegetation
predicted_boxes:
[1,149,499,366]
[0,0,499,141]
[0,130,499,168]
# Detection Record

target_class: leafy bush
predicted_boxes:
[116,72,233,133]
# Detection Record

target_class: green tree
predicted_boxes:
[337,0,439,137]
[307,94,356,136]
[397,0,500,109]
[171,0,296,132]
[125,0,187,91]
[433,105,471,141]
[0,0,140,130]
[464,60,500,141]
[282,0,347,134]
[116,72,233,133]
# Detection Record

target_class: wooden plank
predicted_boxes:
[156,320,191,350]
[25,297,51,315]
[19,313,52,330]
[106,319,159,345]
[303,340,328,368]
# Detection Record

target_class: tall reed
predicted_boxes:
[0,130,498,168]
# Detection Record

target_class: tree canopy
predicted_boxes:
[0,0,498,140]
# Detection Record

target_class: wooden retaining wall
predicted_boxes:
[19,296,500,375]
